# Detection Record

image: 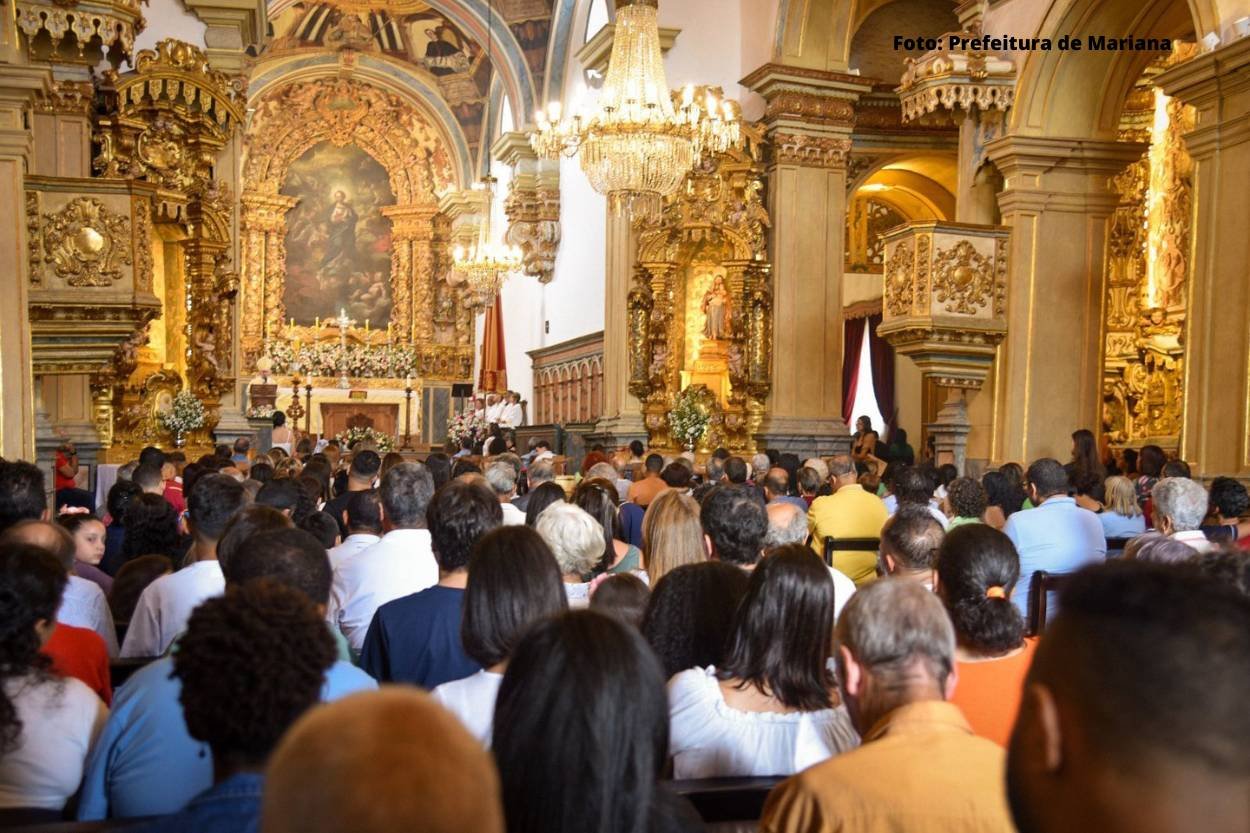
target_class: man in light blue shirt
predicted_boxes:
[1004,458,1106,620]
[78,529,376,820]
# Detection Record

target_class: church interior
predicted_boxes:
[1,0,1250,829]
[2,0,1245,475]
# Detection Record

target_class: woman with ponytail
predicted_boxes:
[935,524,1037,747]
[0,544,108,822]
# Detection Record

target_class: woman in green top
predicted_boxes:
[573,478,643,576]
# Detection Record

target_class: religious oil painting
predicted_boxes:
[281,142,395,328]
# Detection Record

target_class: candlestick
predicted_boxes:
[401,382,414,450]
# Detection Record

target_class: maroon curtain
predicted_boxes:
[841,316,866,424]
[867,313,896,434]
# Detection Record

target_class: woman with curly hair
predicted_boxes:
[138,580,336,833]
[0,544,108,821]
[945,477,989,529]
[937,523,1036,747]
[1202,477,1250,544]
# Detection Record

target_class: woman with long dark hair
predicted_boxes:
[0,545,108,821]
[100,480,142,576]
[936,524,1036,747]
[523,481,567,528]
[667,545,858,777]
[433,527,567,745]
[492,611,701,833]
[120,493,182,567]
[1067,428,1106,504]
[1135,444,1166,506]
[572,479,641,575]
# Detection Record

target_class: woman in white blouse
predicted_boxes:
[0,544,107,822]
[668,544,859,778]
[533,502,603,608]
[432,526,567,745]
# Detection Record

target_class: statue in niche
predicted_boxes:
[701,275,732,341]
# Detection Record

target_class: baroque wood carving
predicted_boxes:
[239,77,472,382]
[627,135,772,452]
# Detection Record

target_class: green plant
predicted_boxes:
[667,387,711,449]
[157,390,206,435]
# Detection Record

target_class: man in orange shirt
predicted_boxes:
[761,579,1015,833]
[626,453,666,508]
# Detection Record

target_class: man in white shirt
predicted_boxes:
[122,474,247,657]
[499,392,524,429]
[328,490,382,572]
[329,462,438,654]
[1151,476,1215,553]
[484,394,505,425]
[484,460,526,526]
[2,519,119,656]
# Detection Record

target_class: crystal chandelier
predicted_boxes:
[530,0,743,221]
[450,0,521,311]
[453,176,522,310]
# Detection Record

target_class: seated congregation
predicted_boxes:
[0,434,1247,833]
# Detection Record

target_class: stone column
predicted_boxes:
[1158,38,1250,478]
[0,69,48,460]
[593,209,647,444]
[985,136,1144,464]
[742,64,872,456]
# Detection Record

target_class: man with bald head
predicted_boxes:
[807,454,888,586]
[1,519,116,655]
[1007,562,1250,833]
[765,500,856,620]
[263,689,503,833]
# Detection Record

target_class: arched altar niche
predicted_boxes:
[627,145,773,453]
[238,77,474,382]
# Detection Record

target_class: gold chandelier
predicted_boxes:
[453,175,523,310]
[530,0,743,221]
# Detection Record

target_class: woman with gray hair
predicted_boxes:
[1152,477,1214,553]
[534,502,604,608]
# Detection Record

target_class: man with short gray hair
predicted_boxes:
[329,462,438,654]
[806,454,888,586]
[761,579,1014,833]
[1151,477,1213,553]
[513,460,554,513]
[485,461,525,526]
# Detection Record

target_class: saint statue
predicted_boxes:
[701,275,732,341]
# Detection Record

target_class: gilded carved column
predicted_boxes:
[239,193,298,367]
[381,204,438,345]
[1158,37,1250,478]
[742,63,872,455]
[985,136,1145,463]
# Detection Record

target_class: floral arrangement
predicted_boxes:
[245,403,276,420]
[335,426,396,453]
[448,412,489,448]
[266,342,419,379]
[157,390,206,436]
[667,387,711,450]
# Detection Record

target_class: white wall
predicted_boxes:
[127,0,207,65]
[484,0,768,414]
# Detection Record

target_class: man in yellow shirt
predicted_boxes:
[760,580,1015,833]
[807,455,888,585]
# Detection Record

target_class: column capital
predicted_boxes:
[987,135,1145,208]
[0,67,51,162]
[741,62,873,136]
[1157,37,1250,159]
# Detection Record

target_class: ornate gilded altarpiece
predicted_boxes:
[239,77,475,388]
[627,132,773,453]
[1101,62,1194,451]
[89,40,246,458]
